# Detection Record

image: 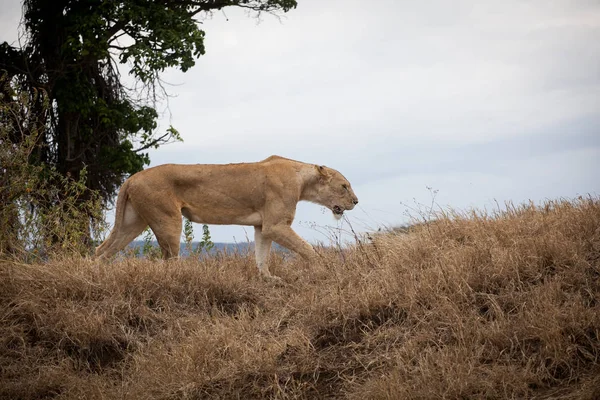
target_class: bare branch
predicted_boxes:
[108,45,128,51]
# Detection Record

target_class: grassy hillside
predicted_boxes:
[1,197,599,399]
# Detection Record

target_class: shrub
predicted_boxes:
[0,73,105,260]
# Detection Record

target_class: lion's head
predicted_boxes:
[309,165,359,220]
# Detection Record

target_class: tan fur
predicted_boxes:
[95,155,359,277]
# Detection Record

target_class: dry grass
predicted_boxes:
[1,197,599,399]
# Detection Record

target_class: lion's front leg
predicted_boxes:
[261,223,317,262]
[254,226,273,277]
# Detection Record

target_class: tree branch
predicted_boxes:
[106,21,126,42]
[134,131,171,153]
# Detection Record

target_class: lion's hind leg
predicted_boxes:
[96,201,147,259]
[134,203,182,260]
[147,217,182,260]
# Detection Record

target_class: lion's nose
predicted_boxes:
[353,199,359,205]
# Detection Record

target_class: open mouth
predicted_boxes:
[332,205,344,216]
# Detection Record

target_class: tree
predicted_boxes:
[0,0,297,245]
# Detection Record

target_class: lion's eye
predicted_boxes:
[342,184,348,191]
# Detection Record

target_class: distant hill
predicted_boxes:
[127,241,286,257]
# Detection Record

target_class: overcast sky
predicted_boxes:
[2,0,599,243]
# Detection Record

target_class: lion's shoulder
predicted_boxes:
[260,155,302,164]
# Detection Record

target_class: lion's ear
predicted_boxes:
[315,165,331,181]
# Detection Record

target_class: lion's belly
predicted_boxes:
[182,207,263,226]
[226,212,263,226]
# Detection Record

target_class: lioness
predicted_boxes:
[95,155,359,278]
